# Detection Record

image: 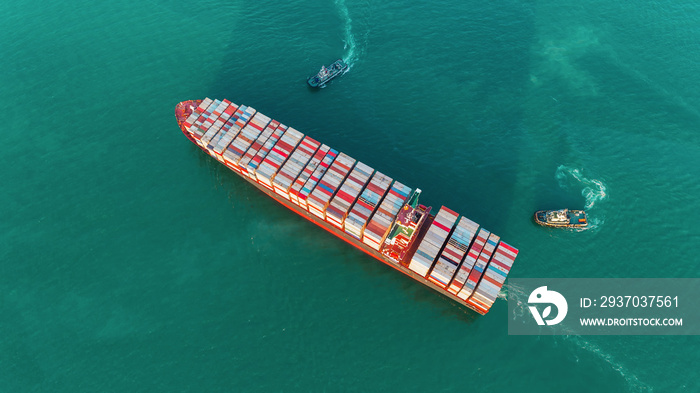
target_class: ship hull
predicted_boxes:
[175,102,487,314]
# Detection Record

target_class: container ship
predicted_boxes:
[175,98,519,315]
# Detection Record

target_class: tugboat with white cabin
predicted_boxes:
[534,209,588,228]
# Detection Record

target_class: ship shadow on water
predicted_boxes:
[345,246,482,324]
[381,1,538,241]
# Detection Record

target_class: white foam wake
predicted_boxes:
[555,165,608,209]
[554,165,608,230]
[500,282,531,321]
[335,0,358,67]
[563,336,653,392]
[506,283,651,391]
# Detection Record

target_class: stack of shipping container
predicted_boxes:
[325,162,373,229]
[466,242,519,313]
[457,233,500,300]
[199,100,232,152]
[220,111,268,169]
[427,216,479,288]
[289,145,331,205]
[238,120,280,177]
[344,171,392,240]
[255,127,303,189]
[408,206,457,276]
[210,105,251,159]
[245,125,287,180]
[446,228,488,295]
[362,181,412,251]
[193,100,222,147]
[307,153,356,219]
[204,103,236,149]
[272,136,320,199]
[296,149,338,210]
[190,99,221,146]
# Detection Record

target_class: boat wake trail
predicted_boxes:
[555,165,608,230]
[506,283,652,390]
[555,165,607,209]
[562,336,653,392]
[335,0,358,67]
[501,282,528,319]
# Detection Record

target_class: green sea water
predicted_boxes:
[2,0,699,391]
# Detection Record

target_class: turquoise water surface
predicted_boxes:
[2,0,699,391]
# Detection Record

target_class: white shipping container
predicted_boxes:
[408,254,433,277]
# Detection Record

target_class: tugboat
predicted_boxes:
[307,59,348,87]
[534,209,588,228]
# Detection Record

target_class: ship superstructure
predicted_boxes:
[534,209,588,228]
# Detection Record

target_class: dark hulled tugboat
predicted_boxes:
[307,59,348,87]
[534,209,588,228]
